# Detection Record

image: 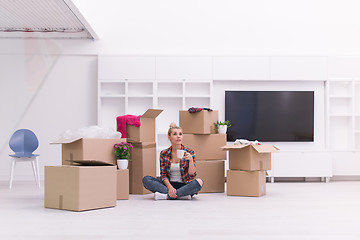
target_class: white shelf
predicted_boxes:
[100,95,126,98]
[329,95,352,98]
[329,114,352,117]
[327,78,359,150]
[158,95,183,98]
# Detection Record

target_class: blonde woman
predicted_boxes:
[142,123,203,200]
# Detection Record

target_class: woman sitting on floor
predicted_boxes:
[142,122,203,200]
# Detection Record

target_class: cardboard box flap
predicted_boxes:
[141,109,163,119]
[221,144,279,153]
[221,144,249,150]
[66,159,115,166]
[50,137,82,144]
[252,145,279,153]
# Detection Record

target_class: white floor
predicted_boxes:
[1,181,360,240]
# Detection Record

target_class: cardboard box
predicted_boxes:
[44,165,117,211]
[183,134,227,160]
[227,170,266,197]
[179,110,218,134]
[196,160,225,193]
[128,141,156,194]
[127,109,163,142]
[222,144,279,171]
[51,138,126,166]
[117,169,129,200]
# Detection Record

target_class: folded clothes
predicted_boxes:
[116,115,141,138]
[188,107,213,113]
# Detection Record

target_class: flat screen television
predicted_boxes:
[225,91,314,142]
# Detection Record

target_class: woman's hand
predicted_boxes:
[168,186,177,198]
[183,152,193,162]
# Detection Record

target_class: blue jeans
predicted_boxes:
[142,176,202,198]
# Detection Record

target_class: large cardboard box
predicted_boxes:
[128,141,156,194]
[117,169,129,200]
[222,144,279,171]
[179,110,218,134]
[196,160,225,193]
[227,170,266,197]
[44,165,117,211]
[127,109,163,142]
[183,134,227,160]
[51,138,126,166]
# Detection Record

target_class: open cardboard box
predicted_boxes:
[179,110,218,134]
[51,138,126,166]
[183,134,227,160]
[126,109,163,142]
[227,170,266,197]
[44,164,117,211]
[128,141,156,194]
[222,144,279,171]
[196,160,225,193]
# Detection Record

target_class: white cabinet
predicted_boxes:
[272,151,332,180]
[213,56,270,80]
[156,56,212,80]
[332,151,360,175]
[270,57,327,80]
[98,56,156,80]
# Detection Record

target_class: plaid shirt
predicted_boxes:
[160,145,196,184]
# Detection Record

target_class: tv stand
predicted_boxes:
[268,150,333,183]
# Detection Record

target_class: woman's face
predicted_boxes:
[168,128,183,145]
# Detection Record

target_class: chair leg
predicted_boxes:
[9,158,16,189]
[31,160,38,187]
[35,157,40,188]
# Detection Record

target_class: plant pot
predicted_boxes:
[117,159,129,169]
[218,125,227,134]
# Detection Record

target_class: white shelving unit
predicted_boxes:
[326,78,360,176]
[326,78,356,150]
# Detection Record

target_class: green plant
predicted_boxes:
[114,142,133,160]
[214,120,231,132]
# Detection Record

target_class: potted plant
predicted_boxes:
[214,120,231,134]
[114,142,133,169]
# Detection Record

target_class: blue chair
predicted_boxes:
[9,129,40,189]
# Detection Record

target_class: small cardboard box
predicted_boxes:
[222,144,279,171]
[227,170,266,197]
[183,134,227,160]
[179,110,218,134]
[51,138,126,166]
[44,165,117,211]
[127,109,163,142]
[117,169,129,200]
[196,160,225,193]
[128,141,156,194]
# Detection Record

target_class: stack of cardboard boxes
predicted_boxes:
[180,110,226,193]
[45,138,128,211]
[126,109,163,194]
[222,144,279,197]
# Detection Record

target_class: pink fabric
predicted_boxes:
[116,115,141,138]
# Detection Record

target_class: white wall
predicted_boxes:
[0,55,97,181]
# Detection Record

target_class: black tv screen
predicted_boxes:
[225,91,314,142]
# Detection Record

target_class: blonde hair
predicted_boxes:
[168,122,182,136]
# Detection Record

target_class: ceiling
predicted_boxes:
[0,0,98,39]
